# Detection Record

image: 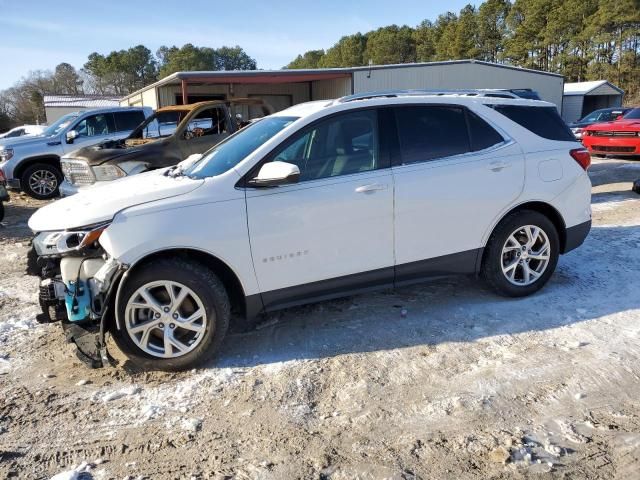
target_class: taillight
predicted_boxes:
[0,169,5,182]
[570,148,591,170]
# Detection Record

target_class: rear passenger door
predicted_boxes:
[391,105,524,283]
[113,110,146,138]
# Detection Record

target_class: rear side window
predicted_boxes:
[466,111,504,151]
[114,111,145,132]
[490,105,574,141]
[395,106,470,164]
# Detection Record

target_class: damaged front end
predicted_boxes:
[28,222,126,368]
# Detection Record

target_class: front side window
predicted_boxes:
[74,114,115,137]
[184,107,228,139]
[131,110,190,139]
[269,110,379,181]
[395,106,470,164]
[623,108,640,120]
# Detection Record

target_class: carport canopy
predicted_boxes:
[172,70,352,104]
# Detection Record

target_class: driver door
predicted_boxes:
[63,113,117,153]
[244,108,395,311]
[179,106,230,157]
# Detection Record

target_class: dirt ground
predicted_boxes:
[1,158,640,480]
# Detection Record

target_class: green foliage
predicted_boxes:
[320,34,368,67]
[364,25,417,65]
[156,44,257,77]
[286,0,639,103]
[83,45,157,95]
[286,50,326,69]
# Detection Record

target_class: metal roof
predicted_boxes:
[563,80,624,96]
[43,95,122,108]
[122,59,563,100]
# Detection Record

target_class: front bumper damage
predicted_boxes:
[28,244,125,368]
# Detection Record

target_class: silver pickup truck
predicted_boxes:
[0,106,152,199]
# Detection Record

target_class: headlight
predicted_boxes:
[62,159,94,185]
[92,164,126,181]
[33,222,110,257]
[0,147,14,161]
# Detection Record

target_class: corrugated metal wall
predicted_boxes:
[311,77,352,100]
[561,96,584,122]
[353,63,564,111]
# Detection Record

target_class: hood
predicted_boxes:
[64,139,163,167]
[65,139,160,166]
[28,169,204,232]
[586,119,640,131]
[0,134,52,149]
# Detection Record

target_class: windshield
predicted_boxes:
[623,108,640,120]
[41,113,79,137]
[185,116,299,179]
[130,110,190,139]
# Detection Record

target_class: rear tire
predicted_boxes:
[113,258,230,371]
[0,202,4,222]
[482,210,559,297]
[21,163,62,199]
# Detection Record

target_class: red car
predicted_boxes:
[582,107,640,157]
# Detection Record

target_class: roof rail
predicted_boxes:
[336,89,522,103]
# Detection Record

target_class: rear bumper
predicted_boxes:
[583,136,640,155]
[564,220,591,253]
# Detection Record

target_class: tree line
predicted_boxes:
[287,0,639,102]
[0,44,257,129]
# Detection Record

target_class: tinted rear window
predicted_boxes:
[395,106,470,164]
[114,111,146,132]
[490,105,574,141]
[466,111,504,151]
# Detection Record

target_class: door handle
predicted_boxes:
[355,183,387,193]
[489,160,510,172]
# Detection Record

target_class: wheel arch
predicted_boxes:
[113,248,261,330]
[483,201,568,261]
[14,155,62,181]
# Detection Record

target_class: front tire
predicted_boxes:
[482,210,559,297]
[113,258,230,371]
[21,163,62,199]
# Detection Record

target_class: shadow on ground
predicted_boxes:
[185,223,640,369]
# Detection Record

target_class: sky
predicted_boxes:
[0,0,478,90]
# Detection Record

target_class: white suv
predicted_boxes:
[28,93,592,370]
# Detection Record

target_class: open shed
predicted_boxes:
[120,60,565,114]
[562,81,624,123]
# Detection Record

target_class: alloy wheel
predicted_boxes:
[124,280,208,358]
[28,169,58,196]
[500,225,551,286]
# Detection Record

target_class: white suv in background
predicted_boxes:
[28,92,592,370]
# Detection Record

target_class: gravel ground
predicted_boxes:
[1,158,640,480]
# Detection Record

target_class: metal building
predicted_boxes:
[120,60,565,113]
[44,95,121,123]
[562,81,624,123]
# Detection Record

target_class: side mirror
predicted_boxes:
[66,130,79,143]
[248,161,300,187]
[616,115,624,120]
